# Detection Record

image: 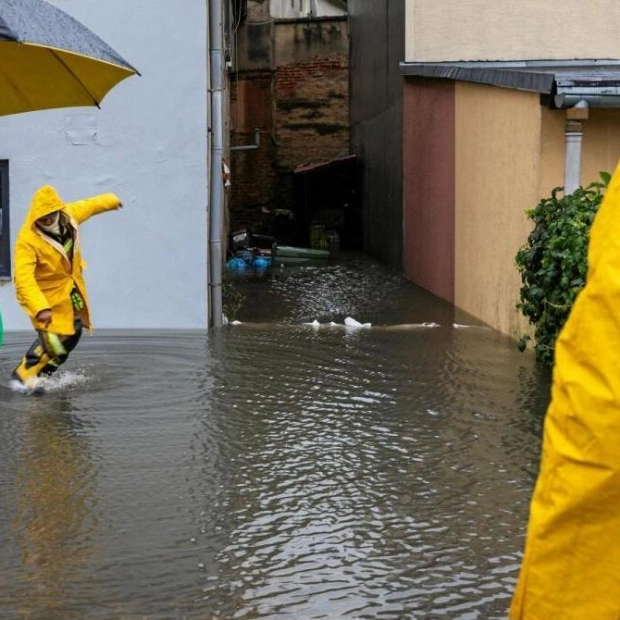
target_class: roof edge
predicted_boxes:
[399,61,553,93]
[398,59,620,98]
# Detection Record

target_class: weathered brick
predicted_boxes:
[229,14,349,241]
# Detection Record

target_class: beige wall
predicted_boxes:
[539,108,565,197]
[454,83,541,338]
[580,110,620,182]
[454,87,620,339]
[406,0,620,62]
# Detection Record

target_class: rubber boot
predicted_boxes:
[11,341,54,386]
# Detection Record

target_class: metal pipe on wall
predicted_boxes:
[564,121,583,194]
[231,127,261,151]
[563,100,589,195]
[208,0,224,328]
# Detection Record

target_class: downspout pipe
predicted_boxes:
[563,100,589,195]
[208,0,224,328]
[231,127,261,151]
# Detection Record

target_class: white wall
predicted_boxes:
[271,0,347,19]
[0,0,209,331]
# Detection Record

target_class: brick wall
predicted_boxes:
[230,14,350,243]
[276,55,349,168]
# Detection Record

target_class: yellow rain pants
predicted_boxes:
[510,162,620,619]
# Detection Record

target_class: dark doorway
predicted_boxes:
[293,154,362,250]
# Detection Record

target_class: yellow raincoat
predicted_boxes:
[510,162,620,619]
[14,185,121,335]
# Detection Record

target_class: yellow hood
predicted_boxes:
[23,185,66,230]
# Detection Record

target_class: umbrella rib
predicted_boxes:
[49,48,101,108]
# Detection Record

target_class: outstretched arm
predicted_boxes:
[64,193,122,225]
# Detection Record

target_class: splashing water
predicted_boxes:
[9,370,90,394]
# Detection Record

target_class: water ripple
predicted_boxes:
[0,258,548,619]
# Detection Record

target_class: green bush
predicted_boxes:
[515,172,611,366]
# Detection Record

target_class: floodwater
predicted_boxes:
[0,252,550,619]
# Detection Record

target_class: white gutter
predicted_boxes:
[563,100,588,195]
[208,0,224,328]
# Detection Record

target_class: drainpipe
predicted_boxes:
[563,100,589,195]
[208,0,224,328]
[231,127,261,151]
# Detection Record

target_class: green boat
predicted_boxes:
[271,244,329,266]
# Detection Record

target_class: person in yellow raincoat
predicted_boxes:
[11,185,122,387]
[510,162,620,619]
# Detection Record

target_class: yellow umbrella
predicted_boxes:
[0,0,139,116]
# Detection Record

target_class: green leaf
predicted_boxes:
[515,173,611,366]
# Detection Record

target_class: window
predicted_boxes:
[0,160,10,278]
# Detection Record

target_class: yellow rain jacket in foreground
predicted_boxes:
[510,163,620,619]
[14,185,121,335]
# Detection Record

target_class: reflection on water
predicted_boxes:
[0,253,550,619]
[12,402,97,620]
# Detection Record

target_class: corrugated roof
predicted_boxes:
[398,60,620,108]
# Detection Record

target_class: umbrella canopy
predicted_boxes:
[0,0,138,116]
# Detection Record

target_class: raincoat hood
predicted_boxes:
[23,185,66,230]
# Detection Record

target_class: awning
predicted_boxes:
[294,154,356,174]
[398,59,620,108]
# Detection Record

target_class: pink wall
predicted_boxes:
[403,79,455,302]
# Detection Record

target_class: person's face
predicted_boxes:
[37,211,59,226]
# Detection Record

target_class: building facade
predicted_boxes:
[229,0,350,244]
[349,1,405,270]
[271,0,347,19]
[351,0,620,338]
